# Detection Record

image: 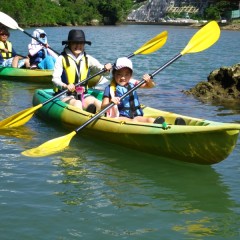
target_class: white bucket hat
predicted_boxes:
[114,57,133,71]
[31,29,47,45]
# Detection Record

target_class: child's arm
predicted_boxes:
[141,74,155,88]
[132,74,155,88]
[101,96,120,109]
[101,96,120,118]
[28,44,43,56]
[101,96,111,109]
[101,85,120,118]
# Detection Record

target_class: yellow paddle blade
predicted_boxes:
[181,21,220,55]
[0,104,42,129]
[21,131,76,157]
[134,31,168,55]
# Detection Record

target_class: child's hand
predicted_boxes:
[67,83,75,92]
[104,63,112,71]
[142,74,151,82]
[111,97,120,105]
[142,74,155,87]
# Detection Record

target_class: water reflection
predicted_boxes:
[215,104,240,117]
[0,79,49,120]
[0,125,35,140]
[50,139,239,238]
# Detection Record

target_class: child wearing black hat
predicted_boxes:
[52,29,112,113]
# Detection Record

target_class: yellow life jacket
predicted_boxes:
[54,53,89,93]
[0,40,13,59]
[109,80,116,98]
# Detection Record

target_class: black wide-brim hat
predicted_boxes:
[62,29,91,45]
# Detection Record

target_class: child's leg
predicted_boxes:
[83,96,101,112]
[134,116,155,123]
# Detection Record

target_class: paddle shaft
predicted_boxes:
[21,30,60,55]
[150,53,182,77]
[42,52,137,106]
[0,11,59,55]
[41,69,106,106]
[74,52,183,133]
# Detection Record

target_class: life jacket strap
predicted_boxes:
[127,84,136,118]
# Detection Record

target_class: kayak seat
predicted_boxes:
[175,117,186,125]
[85,104,96,114]
[153,116,165,124]
[153,116,170,129]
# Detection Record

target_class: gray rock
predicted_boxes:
[183,63,240,102]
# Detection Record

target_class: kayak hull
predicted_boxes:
[0,67,52,83]
[32,89,240,165]
[0,67,103,85]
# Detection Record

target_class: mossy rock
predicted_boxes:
[183,63,240,102]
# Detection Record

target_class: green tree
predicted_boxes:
[97,0,133,24]
[205,0,239,20]
[1,0,239,26]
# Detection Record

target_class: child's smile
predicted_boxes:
[114,67,132,86]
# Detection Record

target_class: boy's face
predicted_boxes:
[0,32,9,42]
[69,42,84,56]
[114,67,132,86]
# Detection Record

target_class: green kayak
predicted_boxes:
[32,88,240,165]
[0,66,52,83]
[0,66,103,86]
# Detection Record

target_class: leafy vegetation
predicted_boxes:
[0,0,134,26]
[204,0,239,20]
[0,0,239,26]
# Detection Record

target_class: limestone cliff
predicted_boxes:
[127,0,209,22]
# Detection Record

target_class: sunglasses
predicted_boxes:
[0,33,9,36]
[40,33,46,38]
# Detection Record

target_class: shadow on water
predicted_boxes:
[194,98,240,120]
[49,137,240,239]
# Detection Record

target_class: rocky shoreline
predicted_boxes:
[124,21,240,31]
[181,22,240,104]
[214,22,240,31]
[183,63,240,103]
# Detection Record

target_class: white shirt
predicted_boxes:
[52,48,104,88]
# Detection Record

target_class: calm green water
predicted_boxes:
[0,25,240,239]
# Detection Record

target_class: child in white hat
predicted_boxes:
[101,57,162,124]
